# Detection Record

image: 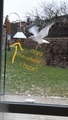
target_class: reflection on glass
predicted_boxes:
[2,0,68,105]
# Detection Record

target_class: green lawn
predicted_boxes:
[2,46,68,97]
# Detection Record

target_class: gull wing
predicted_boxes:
[37,22,55,39]
[28,25,39,36]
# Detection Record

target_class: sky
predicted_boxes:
[3,0,68,22]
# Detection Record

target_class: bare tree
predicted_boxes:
[60,1,68,15]
[25,1,68,30]
[39,1,68,19]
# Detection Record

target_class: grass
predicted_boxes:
[2,46,68,97]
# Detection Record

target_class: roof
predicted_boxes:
[13,32,26,38]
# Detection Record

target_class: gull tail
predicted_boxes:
[42,39,50,43]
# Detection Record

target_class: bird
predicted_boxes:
[28,21,55,48]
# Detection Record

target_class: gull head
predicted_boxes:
[28,35,35,40]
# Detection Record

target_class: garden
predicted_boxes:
[2,45,68,97]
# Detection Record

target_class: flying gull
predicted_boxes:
[28,22,55,48]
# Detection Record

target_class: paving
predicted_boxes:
[1,95,68,120]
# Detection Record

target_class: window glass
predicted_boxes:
[2,0,68,105]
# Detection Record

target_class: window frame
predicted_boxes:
[0,101,68,116]
[0,0,68,117]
